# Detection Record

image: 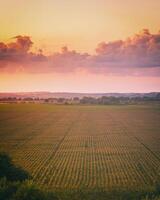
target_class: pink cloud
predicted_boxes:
[0,36,32,62]
[94,29,160,68]
[0,29,160,75]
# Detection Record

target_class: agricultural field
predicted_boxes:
[0,103,160,192]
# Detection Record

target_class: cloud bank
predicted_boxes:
[0,29,160,75]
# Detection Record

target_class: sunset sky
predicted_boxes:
[0,0,160,92]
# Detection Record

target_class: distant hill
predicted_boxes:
[0,92,160,99]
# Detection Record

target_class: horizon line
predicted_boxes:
[0,91,160,94]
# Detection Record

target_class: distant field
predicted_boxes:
[0,104,160,191]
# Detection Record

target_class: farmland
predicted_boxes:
[0,103,160,192]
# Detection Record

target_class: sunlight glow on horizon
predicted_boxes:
[1,73,160,93]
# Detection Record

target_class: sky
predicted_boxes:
[0,0,160,92]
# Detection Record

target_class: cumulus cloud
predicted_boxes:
[94,29,160,68]
[0,36,32,62]
[0,29,160,75]
[0,36,47,72]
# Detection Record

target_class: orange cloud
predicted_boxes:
[0,29,160,75]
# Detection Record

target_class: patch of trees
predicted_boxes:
[0,152,58,200]
[0,153,30,182]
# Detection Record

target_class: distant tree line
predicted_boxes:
[0,94,160,105]
[79,95,160,105]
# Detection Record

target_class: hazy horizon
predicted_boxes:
[0,90,160,94]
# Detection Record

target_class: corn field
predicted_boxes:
[0,104,160,191]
